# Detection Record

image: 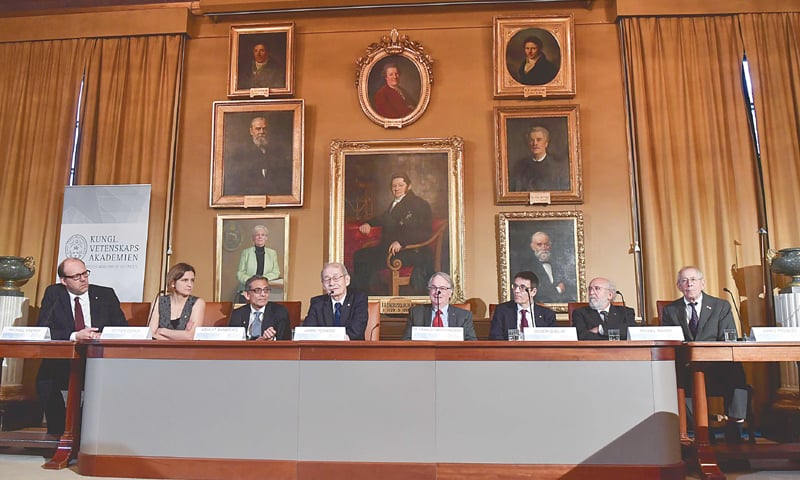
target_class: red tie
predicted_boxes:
[74,297,86,331]
[433,309,443,327]
[520,309,529,329]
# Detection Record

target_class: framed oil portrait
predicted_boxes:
[497,211,585,313]
[210,100,304,208]
[356,29,434,129]
[495,105,582,204]
[228,23,294,98]
[329,137,465,302]
[215,213,289,303]
[493,15,575,98]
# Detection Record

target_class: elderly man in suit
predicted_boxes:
[229,275,289,340]
[573,277,636,340]
[36,257,128,435]
[403,272,477,340]
[489,271,556,340]
[661,265,749,442]
[303,262,368,340]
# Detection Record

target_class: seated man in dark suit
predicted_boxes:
[573,277,636,340]
[661,266,749,442]
[489,271,556,340]
[36,257,128,435]
[403,272,477,340]
[229,275,289,340]
[303,262,368,340]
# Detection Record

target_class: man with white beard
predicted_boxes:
[519,231,573,303]
[572,277,636,340]
[223,115,292,196]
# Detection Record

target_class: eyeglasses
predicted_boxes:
[63,270,90,281]
[248,287,271,295]
[322,274,345,283]
[512,284,531,291]
[678,277,702,285]
[428,286,452,293]
[588,285,610,292]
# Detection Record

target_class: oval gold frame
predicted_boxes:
[356,29,434,129]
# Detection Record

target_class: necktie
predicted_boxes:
[520,309,529,329]
[250,311,262,338]
[433,309,443,327]
[334,302,342,327]
[689,302,699,338]
[599,311,608,335]
[74,297,86,331]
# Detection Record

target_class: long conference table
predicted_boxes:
[73,340,683,480]
[679,342,800,480]
[0,340,84,468]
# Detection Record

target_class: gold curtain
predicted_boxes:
[77,34,185,297]
[620,16,761,324]
[0,39,91,301]
[739,13,800,252]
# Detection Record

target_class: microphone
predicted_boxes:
[723,287,743,330]
[525,287,535,330]
[146,290,165,334]
[615,290,626,306]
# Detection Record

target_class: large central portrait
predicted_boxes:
[329,137,465,302]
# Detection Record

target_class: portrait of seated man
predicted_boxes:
[517,230,575,303]
[223,114,293,197]
[350,173,435,296]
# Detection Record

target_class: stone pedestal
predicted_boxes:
[0,296,29,399]
[769,292,800,441]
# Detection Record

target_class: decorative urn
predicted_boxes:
[0,256,36,296]
[767,248,800,294]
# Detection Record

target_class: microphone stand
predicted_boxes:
[615,290,626,306]
[146,290,165,337]
[723,287,743,337]
[525,287,535,340]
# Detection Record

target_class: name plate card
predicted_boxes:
[750,327,800,342]
[411,326,464,341]
[194,327,246,341]
[100,327,152,340]
[293,327,347,341]
[521,327,577,341]
[0,326,51,341]
[628,326,685,341]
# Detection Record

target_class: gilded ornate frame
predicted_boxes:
[228,23,295,98]
[210,99,304,208]
[495,105,582,204]
[356,29,434,129]
[493,15,576,98]
[329,137,465,302]
[497,211,585,313]
[215,213,290,303]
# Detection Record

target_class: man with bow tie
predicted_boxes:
[661,266,749,442]
[519,231,573,303]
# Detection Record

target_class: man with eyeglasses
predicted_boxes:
[36,257,127,435]
[661,266,749,443]
[572,277,636,340]
[229,275,289,340]
[403,272,477,340]
[303,262,368,340]
[489,271,555,340]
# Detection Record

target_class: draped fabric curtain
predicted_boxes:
[620,16,761,324]
[739,13,800,252]
[76,34,185,298]
[0,39,92,301]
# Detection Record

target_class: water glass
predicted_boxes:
[507,329,521,341]
[607,328,621,341]
[723,329,737,342]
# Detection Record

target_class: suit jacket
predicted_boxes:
[367,190,433,248]
[223,141,292,196]
[488,300,556,340]
[519,256,574,304]
[372,84,416,118]
[517,56,558,85]
[403,304,477,341]
[236,246,281,285]
[661,293,735,342]
[36,283,128,389]
[37,283,128,339]
[573,304,636,340]
[229,302,290,340]
[303,289,369,340]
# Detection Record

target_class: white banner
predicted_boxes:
[58,185,151,302]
